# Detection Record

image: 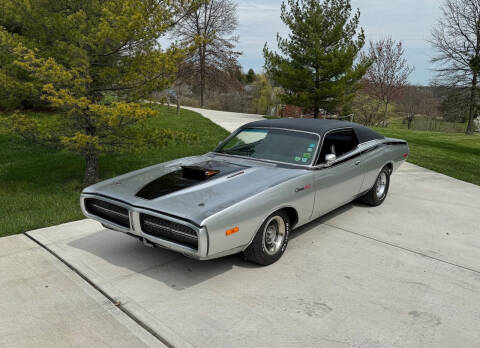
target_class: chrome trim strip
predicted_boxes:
[81,195,132,233]
[358,139,380,148]
[142,220,198,241]
[88,203,129,220]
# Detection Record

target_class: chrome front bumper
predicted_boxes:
[80,194,209,259]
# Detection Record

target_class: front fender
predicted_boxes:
[202,172,314,256]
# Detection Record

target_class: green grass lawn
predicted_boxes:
[375,128,480,186]
[387,116,468,133]
[1,106,478,237]
[0,106,229,237]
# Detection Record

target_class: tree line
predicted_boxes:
[0,0,479,185]
[166,0,480,133]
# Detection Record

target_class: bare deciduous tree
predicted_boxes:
[363,38,414,124]
[430,0,480,134]
[399,86,424,129]
[399,86,441,130]
[440,87,470,122]
[174,0,241,107]
[352,93,386,126]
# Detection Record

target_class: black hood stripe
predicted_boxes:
[135,160,248,200]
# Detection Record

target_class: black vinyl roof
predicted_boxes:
[240,118,384,144]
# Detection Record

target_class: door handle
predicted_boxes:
[355,160,361,165]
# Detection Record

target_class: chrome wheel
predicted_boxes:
[262,216,286,256]
[376,172,387,198]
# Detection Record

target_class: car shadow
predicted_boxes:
[290,202,359,240]
[69,201,365,291]
[68,229,258,291]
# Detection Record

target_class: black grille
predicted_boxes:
[84,198,130,228]
[140,214,198,250]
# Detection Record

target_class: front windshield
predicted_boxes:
[216,128,319,165]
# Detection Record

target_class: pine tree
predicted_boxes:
[264,0,370,118]
[1,0,197,185]
[246,69,256,84]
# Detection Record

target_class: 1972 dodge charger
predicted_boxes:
[81,119,409,265]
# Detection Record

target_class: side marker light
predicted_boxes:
[226,227,240,236]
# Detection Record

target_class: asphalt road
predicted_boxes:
[4,107,480,347]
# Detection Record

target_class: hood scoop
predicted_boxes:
[136,160,248,200]
[181,165,219,180]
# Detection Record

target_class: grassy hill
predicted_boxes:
[0,105,229,237]
[0,105,478,237]
[375,128,480,186]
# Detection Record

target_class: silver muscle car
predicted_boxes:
[81,119,409,265]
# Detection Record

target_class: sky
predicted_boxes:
[236,0,443,85]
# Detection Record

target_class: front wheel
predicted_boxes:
[361,166,390,206]
[244,211,290,266]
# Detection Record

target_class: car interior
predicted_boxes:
[317,129,358,165]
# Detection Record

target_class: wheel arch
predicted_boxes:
[377,161,394,177]
[384,161,393,174]
[364,161,394,194]
[281,206,299,229]
[242,205,299,251]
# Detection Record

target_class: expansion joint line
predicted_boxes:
[324,223,480,275]
[24,232,174,348]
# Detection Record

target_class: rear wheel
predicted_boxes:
[361,166,390,206]
[244,211,290,266]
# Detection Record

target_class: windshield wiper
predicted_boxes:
[222,148,254,156]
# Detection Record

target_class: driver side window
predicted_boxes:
[317,129,358,164]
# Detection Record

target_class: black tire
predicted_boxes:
[361,166,391,206]
[244,210,290,266]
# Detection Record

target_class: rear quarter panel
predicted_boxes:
[360,139,409,192]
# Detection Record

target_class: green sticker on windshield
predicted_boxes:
[303,153,312,158]
[294,156,301,162]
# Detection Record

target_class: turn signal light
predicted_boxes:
[226,226,239,236]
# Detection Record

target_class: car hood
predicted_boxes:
[83,153,307,224]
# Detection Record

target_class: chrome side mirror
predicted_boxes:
[325,154,336,167]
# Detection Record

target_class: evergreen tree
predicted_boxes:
[264,0,370,118]
[1,0,197,185]
[246,68,256,84]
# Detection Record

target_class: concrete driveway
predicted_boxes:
[0,234,162,347]
[7,107,480,347]
[181,106,264,132]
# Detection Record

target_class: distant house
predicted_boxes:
[474,115,480,132]
[278,104,337,119]
[279,104,303,118]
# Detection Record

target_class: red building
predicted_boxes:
[279,105,335,119]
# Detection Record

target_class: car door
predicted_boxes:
[311,128,365,218]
